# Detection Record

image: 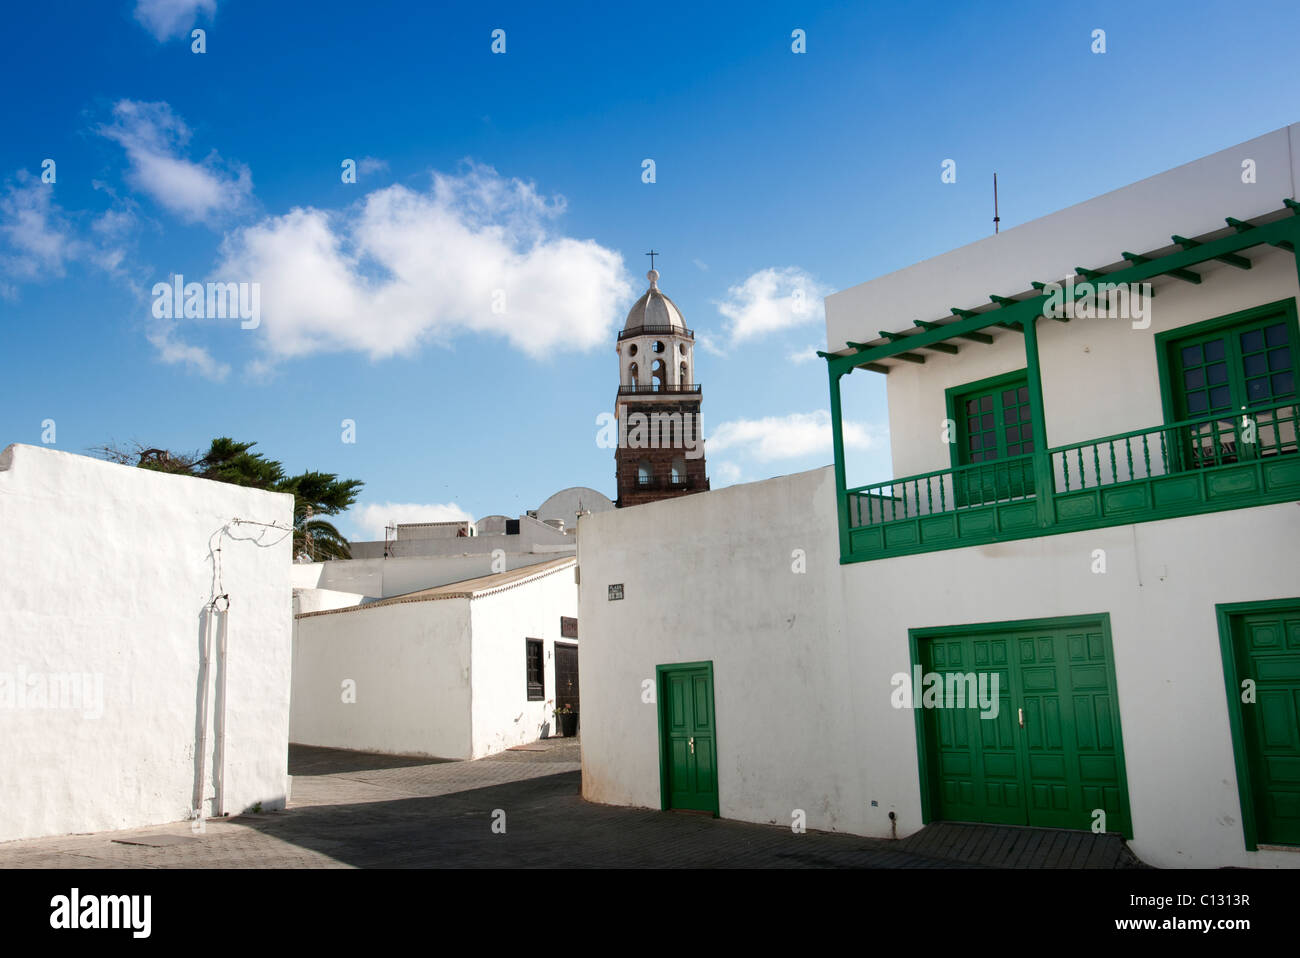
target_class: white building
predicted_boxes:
[291,556,579,760]
[0,444,294,843]
[577,125,1300,867]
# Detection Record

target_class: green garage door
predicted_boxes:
[917,616,1132,836]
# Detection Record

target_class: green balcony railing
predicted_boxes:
[1049,399,1298,492]
[842,399,1300,561]
[847,454,1035,526]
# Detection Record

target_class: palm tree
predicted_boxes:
[95,438,364,559]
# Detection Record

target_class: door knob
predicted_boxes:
[1018,708,1024,728]
[688,737,695,754]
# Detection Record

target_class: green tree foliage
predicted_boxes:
[94,438,363,560]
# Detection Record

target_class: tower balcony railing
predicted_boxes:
[618,324,694,341]
[618,383,702,395]
[626,475,700,491]
[842,399,1300,562]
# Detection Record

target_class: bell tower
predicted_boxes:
[614,259,709,508]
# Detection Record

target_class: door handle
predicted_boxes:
[1018,708,1024,728]
[688,736,695,754]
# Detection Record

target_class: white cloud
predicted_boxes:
[0,173,77,280]
[215,162,634,363]
[99,100,252,224]
[787,344,822,365]
[350,501,474,541]
[715,266,831,343]
[709,410,881,462]
[357,157,389,177]
[712,461,743,485]
[693,258,709,271]
[134,0,216,41]
[0,172,138,288]
[147,319,230,381]
[694,330,727,357]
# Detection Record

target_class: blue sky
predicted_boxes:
[2,0,1298,540]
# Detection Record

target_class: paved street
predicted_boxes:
[0,740,1146,868]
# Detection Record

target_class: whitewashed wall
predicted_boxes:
[290,562,579,761]
[0,444,293,842]
[577,466,1300,869]
[291,599,473,759]
[293,588,367,616]
[577,471,846,831]
[468,563,578,758]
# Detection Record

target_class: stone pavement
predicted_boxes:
[0,739,1147,868]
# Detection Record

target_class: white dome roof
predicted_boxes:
[623,269,686,331]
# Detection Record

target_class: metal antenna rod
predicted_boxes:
[993,173,1000,235]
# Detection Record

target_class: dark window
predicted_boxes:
[526,639,544,700]
[505,518,520,535]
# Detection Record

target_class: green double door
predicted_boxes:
[919,618,1131,835]
[1227,605,1300,846]
[658,663,719,815]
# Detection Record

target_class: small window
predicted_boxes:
[526,639,544,701]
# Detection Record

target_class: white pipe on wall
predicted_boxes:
[192,605,213,818]
[214,604,229,816]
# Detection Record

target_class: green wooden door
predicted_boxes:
[923,634,1025,824]
[1231,607,1300,846]
[659,663,719,814]
[919,619,1130,835]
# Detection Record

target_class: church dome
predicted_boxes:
[623,269,687,331]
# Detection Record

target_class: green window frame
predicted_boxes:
[1156,299,1300,465]
[945,369,1037,505]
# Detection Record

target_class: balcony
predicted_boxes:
[618,383,702,396]
[843,400,1300,561]
[619,324,694,341]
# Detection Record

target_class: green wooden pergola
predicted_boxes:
[820,201,1300,562]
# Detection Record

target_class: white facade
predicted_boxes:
[577,127,1300,868]
[0,444,294,843]
[291,557,577,760]
[578,468,1300,869]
